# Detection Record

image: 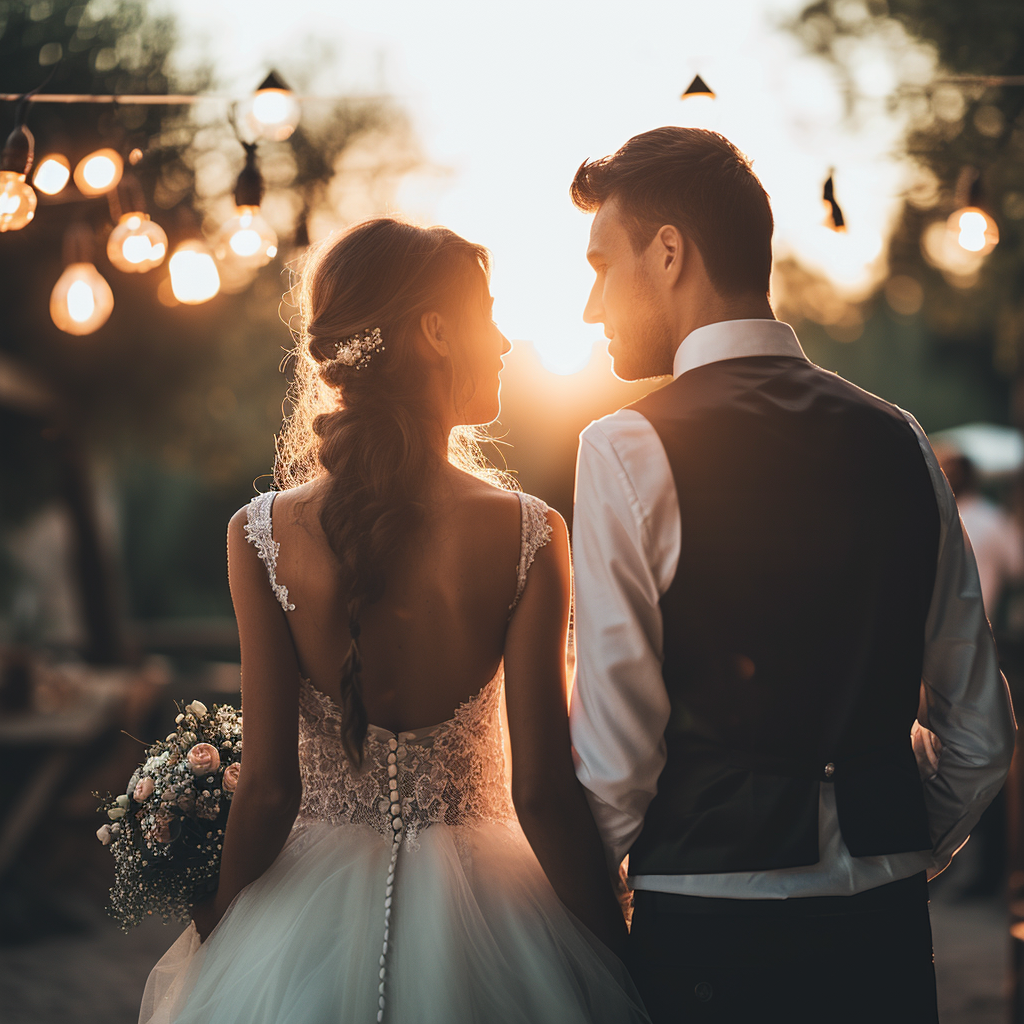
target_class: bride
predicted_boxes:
[138,217,649,1024]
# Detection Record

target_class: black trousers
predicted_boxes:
[626,873,938,1024]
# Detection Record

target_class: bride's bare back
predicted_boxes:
[269,467,523,733]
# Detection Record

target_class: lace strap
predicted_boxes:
[511,492,553,612]
[243,492,296,612]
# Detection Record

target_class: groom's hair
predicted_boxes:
[570,127,773,297]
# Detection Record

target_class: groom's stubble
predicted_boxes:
[614,259,676,383]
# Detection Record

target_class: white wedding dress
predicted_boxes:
[138,490,649,1024]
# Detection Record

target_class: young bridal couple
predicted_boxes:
[139,127,1014,1024]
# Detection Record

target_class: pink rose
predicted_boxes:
[96,824,112,845]
[186,743,220,776]
[151,812,174,843]
[222,762,241,793]
[133,777,155,802]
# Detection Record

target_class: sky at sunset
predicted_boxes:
[165,0,920,372]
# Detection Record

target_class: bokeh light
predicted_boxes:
[107,213,169,273]
[248,88,301,141]
[73,148,124,197]
[948,207,998,255]
[32,154,71,196]
[169,240,221,304]
[0,171,37,231]
[49,262,115,334]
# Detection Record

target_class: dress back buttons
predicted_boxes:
[695,982,713,1003]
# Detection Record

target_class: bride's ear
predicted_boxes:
[418,311,449,361]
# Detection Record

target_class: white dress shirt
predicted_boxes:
[570,318,1017,899]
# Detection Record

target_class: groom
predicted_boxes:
[568,126,1016,1023]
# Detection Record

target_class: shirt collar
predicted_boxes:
[672,319,809,379]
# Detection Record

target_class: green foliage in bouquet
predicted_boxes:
[95,700,242,930]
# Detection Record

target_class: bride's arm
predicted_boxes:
[503,510,629,957]
[193,509,304,941]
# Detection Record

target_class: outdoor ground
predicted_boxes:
[0,843,1011,1024]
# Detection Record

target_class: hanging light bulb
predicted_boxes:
[947,207,999,254]
[681,74,715,100]
[169,239,221,304]
[823,172,846,232]
[246,71,301,141]
[947,168,999,256]
[73,147,123,197]
[107,212,168,272]
[32,153,71,196]
[0,119,37,232]
[106,175,167,273]
[215,142,278,271]
[50,225,115,335]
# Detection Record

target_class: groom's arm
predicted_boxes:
[569,412,677,873]
[904,412,1016,878]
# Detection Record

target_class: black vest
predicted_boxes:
[627,356,940,875]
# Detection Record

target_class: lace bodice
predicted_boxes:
[244,489,552,842]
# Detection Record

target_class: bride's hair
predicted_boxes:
[275,217,509,764]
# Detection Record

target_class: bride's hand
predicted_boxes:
[191,894,224,943]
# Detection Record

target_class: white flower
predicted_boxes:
[96,824,112,845]
[115,794,130,809]
[108,807,126,820]
[175,713,185,724]
[188,701,208,718]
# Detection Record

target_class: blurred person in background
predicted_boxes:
[937,447,1024,898]
[938,450,1024,617]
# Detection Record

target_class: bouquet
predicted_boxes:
[95,699,242,930]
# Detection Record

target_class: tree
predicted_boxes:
[789,0,1024,404]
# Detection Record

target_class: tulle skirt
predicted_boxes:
[138,817,649,1024]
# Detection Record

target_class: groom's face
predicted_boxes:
[583,196,674,382]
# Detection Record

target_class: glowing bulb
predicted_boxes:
[50,262,115,335]
[0,171,37,231]
[67,279,95,322]
[106,212,169,273]
[73,148,123,196]
[32,154,71,196]
[947,206,998,256]
[169,240,221,304]
[247,86,301,141]
[215,206,278,270]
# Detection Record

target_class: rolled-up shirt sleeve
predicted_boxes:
[905,411,1017,876]
[569,412,677,871]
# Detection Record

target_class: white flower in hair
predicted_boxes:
[335,327,385,369]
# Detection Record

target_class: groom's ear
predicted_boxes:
[652,225,685,286]
[419,310,449,360]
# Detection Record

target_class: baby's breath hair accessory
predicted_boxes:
[335,327,385,370]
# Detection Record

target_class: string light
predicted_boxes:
[215,142,278,271]
[823,173,846,232]
[50,224,114,335]
[948,207,998,254]
[0,119,37,232]
[169,239,221,304]
[73,147,123,197]
[108,213,168,273]
[947,170,999,256]
[106,174,168,273]
[681,74,715,100]
[247,72,301,142]
[32,153,70,195]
